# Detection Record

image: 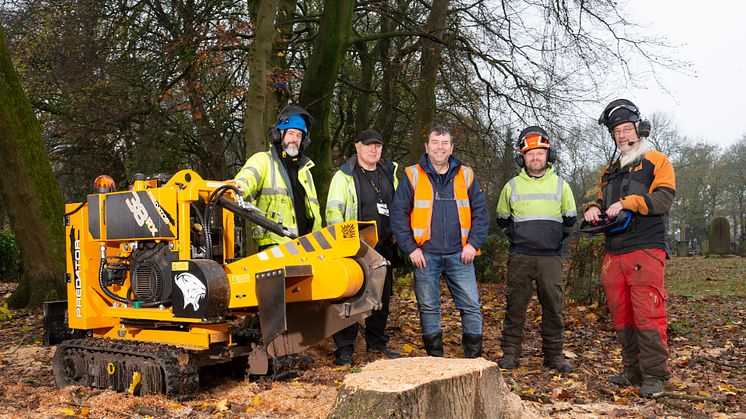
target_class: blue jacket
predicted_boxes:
[391,154,489,255]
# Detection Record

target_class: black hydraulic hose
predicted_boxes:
[204,185,238,259]
[217,196,298,240]
[98,258,131,305]
[63,201,86,217]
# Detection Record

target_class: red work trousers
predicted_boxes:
[601,248,671,380]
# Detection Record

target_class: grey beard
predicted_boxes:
[620,141,649,167]
[284,145,299,157]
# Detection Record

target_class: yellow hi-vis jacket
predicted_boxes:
[496,165,576,255]
[325,156,399,225]
[233,147,321,247]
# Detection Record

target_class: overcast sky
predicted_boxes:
[613,1,746,146]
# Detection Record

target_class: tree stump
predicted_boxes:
[328,357,531,418]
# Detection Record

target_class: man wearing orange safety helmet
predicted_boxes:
[496,126,577,373]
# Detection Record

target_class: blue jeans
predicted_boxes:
[414,251,482,336]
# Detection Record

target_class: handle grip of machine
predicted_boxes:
[218,196,299,239]
[579,209,633,236]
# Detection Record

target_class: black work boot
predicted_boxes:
[639,378,665,398]
[543,355,575,373]
[608,367,643,387]
[498,353,520,369]
[462,334,483,358]
[333,352,353,366]
[367,346,401,359]
[422,332,444,357]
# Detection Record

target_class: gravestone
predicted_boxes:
[701,240,709,256]
[708,217,730,255]
[676,221,689,256]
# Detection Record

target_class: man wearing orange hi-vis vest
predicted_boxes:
[391,125,488,358]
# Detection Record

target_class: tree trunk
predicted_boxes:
[243,0,280,158]
[373,10,397,146]
[0,25,65,307]
[409,0,449,164]
[328,357,532,419]
[374,1,411,161]
[269,0,297,120]
[298,0,354,208]
[353,40,374,134]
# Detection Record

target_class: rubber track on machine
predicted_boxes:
[55,338,201,400]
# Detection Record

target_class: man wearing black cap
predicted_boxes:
[326,129,401,365]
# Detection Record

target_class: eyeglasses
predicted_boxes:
[612,126,635,136]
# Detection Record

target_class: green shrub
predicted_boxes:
[0,230,21,282]
[474,233,510,283]
[0,302,12,321]
[565,235,606,305]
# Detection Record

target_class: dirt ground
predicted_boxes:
[0,256,744,418]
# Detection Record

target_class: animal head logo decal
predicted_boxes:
[175,273,206,311]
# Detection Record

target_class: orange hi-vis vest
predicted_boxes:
[405,163,477,251]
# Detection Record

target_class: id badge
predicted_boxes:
[377,202,389,216]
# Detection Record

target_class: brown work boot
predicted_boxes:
[608,368,643,387]
[543,355,575,373]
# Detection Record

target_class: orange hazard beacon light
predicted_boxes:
[92,175,116,194]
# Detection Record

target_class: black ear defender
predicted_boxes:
[514,126,557,168]
[269,127,282,143]
[269,104,317,147]
[598,99,651,138]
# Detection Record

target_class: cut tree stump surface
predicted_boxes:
[329,356,533,418]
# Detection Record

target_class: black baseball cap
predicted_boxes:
[358,129,384,145]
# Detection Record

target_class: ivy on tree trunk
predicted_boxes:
[0,24,66,307]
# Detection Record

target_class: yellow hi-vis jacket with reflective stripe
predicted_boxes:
[233,147,322,247]
[496,165,577,255]
[325,156,399,225]
[405,164,476,250]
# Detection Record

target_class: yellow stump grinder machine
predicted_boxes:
[44,170,386,399]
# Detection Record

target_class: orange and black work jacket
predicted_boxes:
[391,154,488,256]
[590,149,676,254]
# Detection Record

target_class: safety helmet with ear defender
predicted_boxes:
[598,99,651,138]
[268,104,317,148]
[514,126,557,168]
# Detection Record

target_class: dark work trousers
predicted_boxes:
[501,253,565,357]
[333,244,394,357]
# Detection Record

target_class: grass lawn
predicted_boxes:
[666,255,746,297]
